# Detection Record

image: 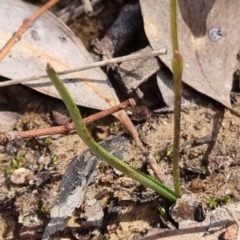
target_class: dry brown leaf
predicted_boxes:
[0,0,135,136]
[140,0,240,108]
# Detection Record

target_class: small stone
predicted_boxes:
[113,168,123,176]
[10,168,34,185]
[161,120,168,126]
[169,194,206,224]
[37,155,45,164]
[225,189,232,195]
[80,200,104,228]
[86,198,97,206]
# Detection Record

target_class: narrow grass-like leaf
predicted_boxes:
[46,63,177,203]
[170,0,183,197]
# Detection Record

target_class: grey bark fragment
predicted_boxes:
[42,135,129,240]
[92,4,142,59]
[80,185,104,228]
[115,46,161,96]
[81,200,104,228]
[42,151,98,240]
[169,194,206,224]
[156,68,174,108]
[156,69,198,112]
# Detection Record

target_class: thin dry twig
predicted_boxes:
[0,49,167,87]
[0,98,135,144]
[0,0,60,62]
[146,153,166,183]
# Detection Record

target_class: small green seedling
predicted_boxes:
[207,197,218,209]
[51,155,58,165]
[5,155,24,175]
[222,195,232,205]
[44,0,184,203]
[170,0,183,198]
[159,206,167,217]
[153,152,161,161]
[167,146,173,157]
[40,205,46,213]
[44,138,52,146]
[207,195,232,209]
[47,64,177,203]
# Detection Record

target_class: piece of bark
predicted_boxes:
[169,194,206,223]
[42,135,130,240]
[80,185,104,228]
[156,67,175,108]
[92,4,142,59]
[42,150,98,240]
[155,69,201,113]
[115,46,161,96]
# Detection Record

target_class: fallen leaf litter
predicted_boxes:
[0,1,240,240]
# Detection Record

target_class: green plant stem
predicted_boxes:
[170,0,178,52]
[172,52,183,198]
[46,64,177,203]
[170,0,183,197]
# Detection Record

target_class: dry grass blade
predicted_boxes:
[0,49,166,87]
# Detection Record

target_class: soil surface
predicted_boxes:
[1,1,240,240]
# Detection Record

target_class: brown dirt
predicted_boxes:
[1,1,240,240]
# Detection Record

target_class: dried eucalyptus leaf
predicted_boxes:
[0,0,133,128]
[140,0,240,108]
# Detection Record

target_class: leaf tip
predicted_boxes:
[46,63,53,73]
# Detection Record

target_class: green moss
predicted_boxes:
[40,206,46,213]
[51,155,58,165]
[153,152,161,161]
[222,195,232,204]
[44,138,52,146]
[5,155,24,176]
[207,195,232,209]
[158,206,167,217]
[207,197,218,209]
[166,146,173,157]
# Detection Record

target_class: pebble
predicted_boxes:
[225,189,232,195]
[10,168,34,184]
[113,168,123,176]
[37,155,45,164]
